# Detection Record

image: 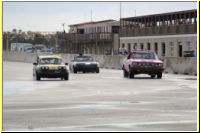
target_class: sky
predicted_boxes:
[3,1,197,32]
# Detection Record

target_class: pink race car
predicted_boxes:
[122,50,164,79]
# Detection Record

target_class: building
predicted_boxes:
[120,9,197,57]
[57,19,120,54]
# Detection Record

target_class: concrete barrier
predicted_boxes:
[3,51,197,75]
[164,57,197,75]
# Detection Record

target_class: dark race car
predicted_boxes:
[122,50,164,79]
[69,54,100,73]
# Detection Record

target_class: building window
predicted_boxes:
[128,43,131,51]
[140,43,144,50]
[178,42,182,57]
[162,42,165,56]
[133,43,137,49]
[122,43,125,48]
[147,43,151,50]
[169,42,174,56]
[154,42,158,53]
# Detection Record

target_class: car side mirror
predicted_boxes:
[33,62,37,65]
[65,63,68,65]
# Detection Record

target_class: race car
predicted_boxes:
[33,55,69,80]
[69,54,100,73]
[122,50,164,79]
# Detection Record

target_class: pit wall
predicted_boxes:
[3,51,197,75]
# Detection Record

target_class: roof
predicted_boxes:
[122,9,197,20]
[38,54,62,59]
[69,19,116,27]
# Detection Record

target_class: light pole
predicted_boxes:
[118,2,122,54]
[61,23,65,53]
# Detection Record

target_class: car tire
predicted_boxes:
[73,68,77,73]
[128,70,134,79]
[96,68,100,73]
[123,70,128,77]
[157,72,162,79]
[151,75,156,79]
[36,74,40,81]
[64,75,69,80]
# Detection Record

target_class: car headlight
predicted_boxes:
[73,62,77,66]
[92,62,99,67]
[157,63,163,67]
[132,62,138,66]
[41,66,49,69]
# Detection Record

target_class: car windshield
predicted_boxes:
[130,52,156,59]
[39,58,62,64]
[74,56,94,62]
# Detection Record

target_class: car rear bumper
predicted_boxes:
[74,64,98,71]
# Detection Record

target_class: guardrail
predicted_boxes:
[3,51,197,75]
[120,24,197,37]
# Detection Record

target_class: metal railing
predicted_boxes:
[58,32,113,43]
[120,24,197,37]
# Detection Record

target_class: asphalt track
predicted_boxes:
[3,61,198,131]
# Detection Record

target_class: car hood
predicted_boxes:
[129,59,163,63]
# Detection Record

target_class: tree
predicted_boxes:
[33,33,45,45]
[12,29,17,34]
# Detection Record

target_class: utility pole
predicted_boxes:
[120,2,122,20]
[61,23,65,53]
[62,23,65,33]
[118,2,122,53]
[55,33,58,50]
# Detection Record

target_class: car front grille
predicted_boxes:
[42,69,66,73]
[140,62,155,66]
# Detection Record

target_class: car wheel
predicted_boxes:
[151,74,156,79]
[36,74,40,81]
[96,68,100,73]
[157,72,162,79]
[128,70,134,79]
[64,75,69,80]
[123,69,128,77]
[73,68,77,73]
